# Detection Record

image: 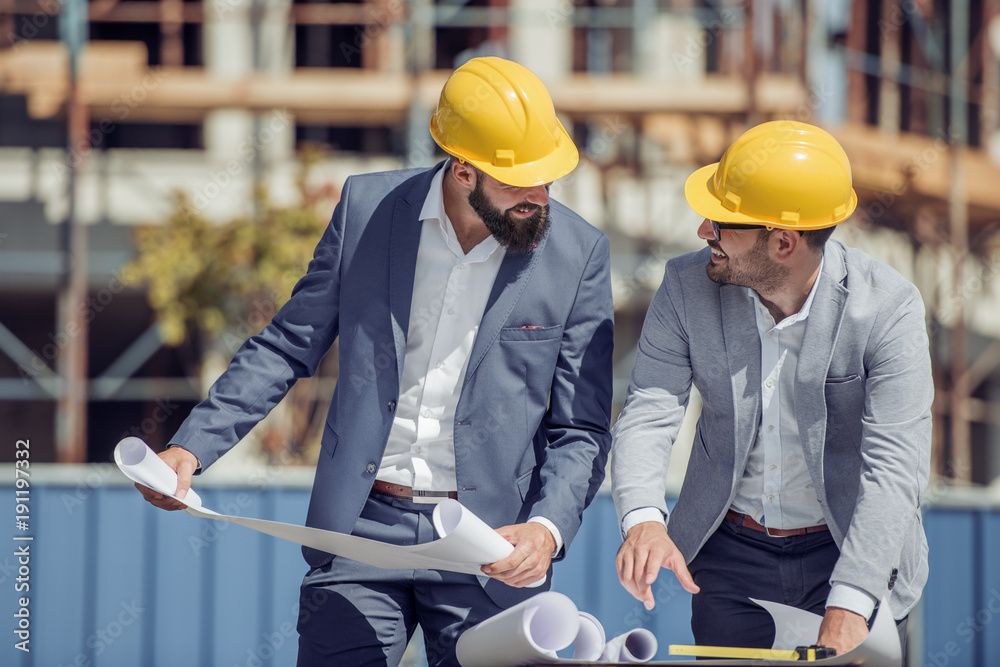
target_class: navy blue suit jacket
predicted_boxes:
[170,162,614,606]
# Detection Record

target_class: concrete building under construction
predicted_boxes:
[2,0,1000,491]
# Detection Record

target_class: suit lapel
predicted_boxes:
[463,235,545,384]
[796,244,849,468]
[720,284,762,480]
[388,166,441,388]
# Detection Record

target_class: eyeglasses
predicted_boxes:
[709,220,803,242]
[709,220,768,242]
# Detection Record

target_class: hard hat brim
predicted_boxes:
[684,162,858,230]
[430,116,579,188]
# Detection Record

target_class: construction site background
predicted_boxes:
[3,0,999,487]
[3,3,1000,667]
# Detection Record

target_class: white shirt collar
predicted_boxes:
[748,255,824,328]
[418,165,501,261]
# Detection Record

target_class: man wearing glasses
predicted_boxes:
[610,121,931,660]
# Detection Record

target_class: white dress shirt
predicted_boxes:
[730,258,826,530]
[376,167,563,552]
[623,257,876,619]
[377,166,505,491]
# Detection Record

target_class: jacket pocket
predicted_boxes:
[824,375,864,452]
[516,469,535,502]
[320,416,340,458]
[498,324,564,342]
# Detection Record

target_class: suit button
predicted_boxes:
[387,400,396,413]
[366,462,377,475]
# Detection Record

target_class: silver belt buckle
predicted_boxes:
[411,490,452,505]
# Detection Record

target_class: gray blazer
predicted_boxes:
[170,162,615,607]
[611,240,932,618]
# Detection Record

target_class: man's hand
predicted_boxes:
[616,522,699,610]
[817,607,869,655]
[134,447,199,511]
[481,522,556,588]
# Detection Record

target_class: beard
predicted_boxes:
[467,177,550,254]
[706,230,789,294]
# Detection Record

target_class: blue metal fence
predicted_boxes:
[0,467,996,667]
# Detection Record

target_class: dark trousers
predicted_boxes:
[296,494,504,667]
[689,517,908,663]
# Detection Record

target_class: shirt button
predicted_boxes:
[769,464,777,471]
[387,400,396,413]
[767,331,775,338]
[767,425,775,433]
[422,409,431,418]
[448,308,455,315]
[365,463,377,474]
[457,264,466,270]
[765,379,774,388]
[767,495,774,502]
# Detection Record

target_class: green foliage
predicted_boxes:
[127,158,336,347]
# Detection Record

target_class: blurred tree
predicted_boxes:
[126,149,340,464]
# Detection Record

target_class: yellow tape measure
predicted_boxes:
[669,644,836,661]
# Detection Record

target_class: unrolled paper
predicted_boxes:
[115,437,538,579]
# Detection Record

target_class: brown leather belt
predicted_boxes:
[725,509,829,537]
[371,479,457,501]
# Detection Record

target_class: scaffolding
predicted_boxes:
[2,0,1000,485]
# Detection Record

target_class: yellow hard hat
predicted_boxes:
[684,120,858,230]
[430,57,579,187]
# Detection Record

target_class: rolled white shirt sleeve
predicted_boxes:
[826,582,878,620]
[620,506,667,539]
[528,516,564,557]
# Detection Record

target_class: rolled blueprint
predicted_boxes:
[571,612,606,661]
[116,437,530,578]
[456,592,580,667]
[115,436,204,508]
[456,593,898,666]
[599,628,657,662]
[456,592,658,666]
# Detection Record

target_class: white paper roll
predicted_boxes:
[571,611,606,661]
[600,628,657,662]
[115,436,204,508]
[456,592,580,667]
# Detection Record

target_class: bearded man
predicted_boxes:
[135,57,614,667]
[611,121,931,663]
